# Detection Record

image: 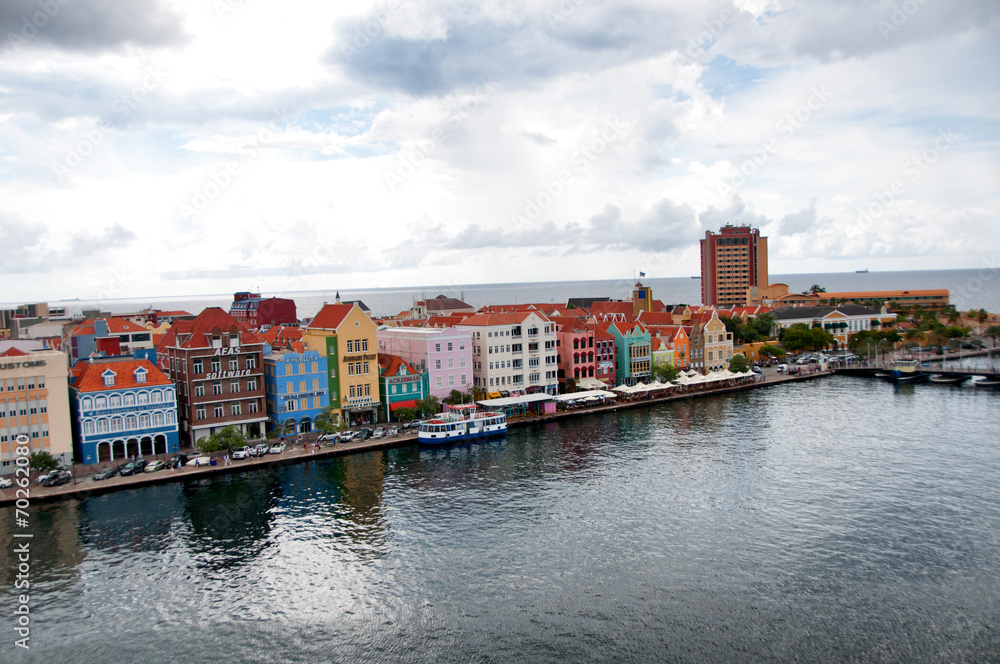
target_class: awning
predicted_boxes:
[390,400,418,411]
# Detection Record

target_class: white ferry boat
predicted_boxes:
[417,404,507,445]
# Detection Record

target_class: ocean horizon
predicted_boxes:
[14,267,1000,321]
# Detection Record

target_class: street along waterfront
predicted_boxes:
[2,376,998,663]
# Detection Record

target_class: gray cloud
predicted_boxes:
[697,195,771,233]
[778,199,821,236]
[1,0,187,52]
[68,223,136,255]
[585,199,698,252]
[0,214,48,273]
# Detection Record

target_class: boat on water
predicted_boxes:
[856,269,869,273]
[418,404,507,445]
[972,376,1000,389]
[929,374,970,385]
[886,359,929,383]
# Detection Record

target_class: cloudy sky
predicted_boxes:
[2,0,998,302]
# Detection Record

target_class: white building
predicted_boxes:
[456,312,559,396]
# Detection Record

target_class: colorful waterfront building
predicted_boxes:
[229,291,298,329]
[0,348,73,473]
[301,302,380,426]
[456,312,559,397]
[702,310,735,372]
[66,317,155,366]
[156,308,268,446]
[551,316,597,390]
[377,354,427,422]
[770,305,898,347]
[602,321,651,386]
[69,357,179,464]
[594,324,617,386]
[263,348,328,434]
[376,326,473,399]
[700,224,769,307]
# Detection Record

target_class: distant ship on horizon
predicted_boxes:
[856,269,869,273]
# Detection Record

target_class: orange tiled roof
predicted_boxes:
[308,303,355,330]
[157,308,263,350]
[70,358,172,393]
[0,347,29,357]
[458,311,551,326]
[70,317,149,337]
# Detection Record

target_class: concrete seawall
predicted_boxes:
[1,370,831,507]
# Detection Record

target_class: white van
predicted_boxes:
[777,364,788,373]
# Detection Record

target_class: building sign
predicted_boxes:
[204,369,251,379]
[212,348,244,356]
[0,360,47,371]
[342,353,378,363]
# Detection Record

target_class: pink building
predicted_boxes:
[377,326,473,399]
[551,316,597,390]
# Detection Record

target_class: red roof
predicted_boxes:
[70,317,149,336]
[0,347,29,357]
[70,358,172,393]
[308,303,355,330]
[260,326,303,345]
[378,353,419,377]
[157,307,263,350]
[637,311,675,326]
[458,311,551,327]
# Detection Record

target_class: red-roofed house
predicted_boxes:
[67,317,155,365]
[377,354,427,422]
[230,291,298,329]
[156,308,267,446]
[551,316,597,390]
[302,302,380,426]
[69,357,179,464]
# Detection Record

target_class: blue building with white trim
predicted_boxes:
[263,348,329,434]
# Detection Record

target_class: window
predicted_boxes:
[347,340,354,352]
[112,418,124,432]
[213,382,223,395]
[126,415,137,429]
[435,343,441,351]
[349,385,356,398]
[98,419,109,433]
[196,407,206,420]
[193,359,203,373]
[363,362,369,375]
[214,406,223,418]
[140,414,150,427]
[231,380,240,393]
[232,403,241,416]
[246,356,256,369]
[435,359,442,369]
[362,339,368,351]
[436,376,442,388]
[229,359,238,371]
[449,375,455,386]
[447,342,453,351]
[364,384,370,396]
[134,370,147,384]
[109,395,121,408]
[195,384,205,397]
[247,379,257,391]
[102,371,115,387]
[248,401,259,413]
[84,421,94,435]
[211,359,221,372]
[124,394,135,406]
[448,358,454,368]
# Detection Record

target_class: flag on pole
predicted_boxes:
[638,271,645,277]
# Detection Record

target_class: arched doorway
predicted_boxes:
[98,442,111,462]
[139,436,154,456]
[299,417,312,433]
[153,435,167,455]
[112,439,126,460]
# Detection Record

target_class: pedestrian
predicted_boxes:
[224,454,230,466]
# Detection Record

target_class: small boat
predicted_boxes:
[972,377,1000,388]
[928,374,969,385]
[418,404,507,445]
[856,269,869,273]
[874,371,891,379]
[690,276,700,279]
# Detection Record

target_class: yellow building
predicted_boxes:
[1,349,73,473]
[702,311,734,372]
[302,302,380,426]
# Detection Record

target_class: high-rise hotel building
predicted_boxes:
[700,224,768,307]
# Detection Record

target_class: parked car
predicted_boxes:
[0,477,13,488]
[231,447,252,460]
[119,459,148,476]
[339,430,356,442]
[187,456,213,466]
[43,470,72,487]
[776,364,788,373]
[356,427,373,440]
[250,443,270,457]
[92,467,118,481]
[166,455,188,469]
[37,471,57,484]
[372,427,386,439]
[317,432,340,442]
[407,420,424,429]
[144,460,166,473]
[269,442,287,454]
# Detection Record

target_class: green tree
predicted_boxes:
[442,389,472,405]
[986,324,1000,348]
[758,344,784,358]
[314,406,342,435]
[749,314,776,340]
[728,354,750,373]
[652,362,680,383]
[808,284,826,294]
[197,426,246,454]
[780,323,813,353]
[29,451,59,473]
[810,326,835,350]
[393,406,419,423]
[973,309,989,328]
[417,396,441,417]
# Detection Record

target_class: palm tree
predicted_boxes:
[808,284,826,295]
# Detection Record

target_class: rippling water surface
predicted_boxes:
[3,377,999,663]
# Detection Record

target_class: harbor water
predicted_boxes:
[2,375,998,662]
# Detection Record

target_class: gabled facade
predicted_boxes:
[604,321,651,386]
[302,303,379,426]
[263,348,328,434]
[230,291,298,329]
[650,337,675,370]
[457,311,559,396]
[69,357,179,464]
[702,311,735,372]
[593,324,617,387]
[770,305,898,347]
[552,316,596,389]
[378,354,427,422]
[156,308,267,446]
